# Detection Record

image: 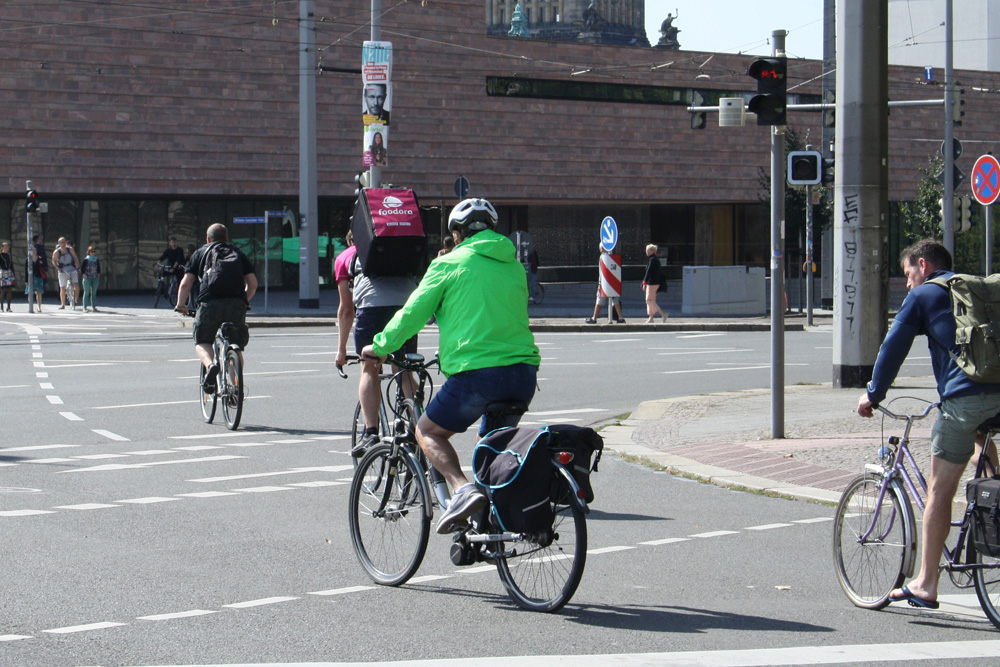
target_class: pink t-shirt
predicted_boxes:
[333,245,357,283]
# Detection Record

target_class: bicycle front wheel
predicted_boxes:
[971,533,1000,630]
[348,444,430,586]
[199,364,217,423]
[533,283,545,305]
[221,348,243,430]
[496,493,587,612]
[833,473,910,609]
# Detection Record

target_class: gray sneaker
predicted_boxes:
[351,431,380,458]
[436,486,487,534]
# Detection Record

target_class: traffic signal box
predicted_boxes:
[26,189,39,213]
[747,57,787,126]
[787,151,822,186]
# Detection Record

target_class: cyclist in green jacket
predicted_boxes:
[363,197,540,534]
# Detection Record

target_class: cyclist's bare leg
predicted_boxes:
[893,455,966,602]
[359,357,382,429]
[196,342,214,370]
[415,413,465,492]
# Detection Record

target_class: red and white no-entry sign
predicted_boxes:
[599,252,622,298]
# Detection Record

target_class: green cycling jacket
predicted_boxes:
[372,229,541,377]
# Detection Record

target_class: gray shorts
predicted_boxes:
[932,391,1000,464]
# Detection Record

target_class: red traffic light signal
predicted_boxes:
[26,190,39,213]
[747,57,787,126]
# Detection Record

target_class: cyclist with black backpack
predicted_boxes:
[175,224,257,393]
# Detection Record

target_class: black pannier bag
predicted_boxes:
[473,427,554,533]
[351,188,427,277]
[968,477,1000,558]
[473,424,604,533]
[545,423,603,504]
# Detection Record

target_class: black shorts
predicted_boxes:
[193,298,249,347]
[354,305,417,356]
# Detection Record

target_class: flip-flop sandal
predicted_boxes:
[889,585,939,609]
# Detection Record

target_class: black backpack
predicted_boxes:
[200,243,245,298]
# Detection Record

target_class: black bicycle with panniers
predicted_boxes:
[346,354,603,612]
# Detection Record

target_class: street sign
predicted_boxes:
[924,66,934,83]
[936,164,966,189]
[972,154,1000,206]
[600,216,618,252]
[454,176,470,200]
[233,216,265,224]
[940,137,962,160]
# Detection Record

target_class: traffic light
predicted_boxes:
[747,57,787,126]
[822,90,835,128]
[960,195,972,232]
[353,171,371,197]
[26,189,39,213]
[952,87,965,125]
[690,91,707,130]
[821,157,835,185]
[787,150,822,186]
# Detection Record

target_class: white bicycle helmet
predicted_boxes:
[448,198,498,233]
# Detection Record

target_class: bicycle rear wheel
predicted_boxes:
[971,535,1000,630]
[495,492,587,612]
[533,283,545,304]
[348,444,430,586]
[199,364,217,423]
[221,348,243,430]
[833,474,910,609]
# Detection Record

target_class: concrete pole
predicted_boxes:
[298,0,319,308]
[771,30,786,439]
[368,0,381,189]
[832,0,890,388]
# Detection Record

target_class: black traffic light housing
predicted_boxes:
[787,150,822,186]
[26,189,39,213]
[747,57,787,126]
[690,91,707,130]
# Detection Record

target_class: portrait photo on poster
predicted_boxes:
[362,124,389,167]
[362,82,391,125]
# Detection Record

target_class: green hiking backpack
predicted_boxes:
[929,274,1000,383]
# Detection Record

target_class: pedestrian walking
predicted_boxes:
[0,241,15,312]
[642,243,668,323]
[81,246,101,312]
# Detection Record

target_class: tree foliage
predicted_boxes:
[898,154,984,273]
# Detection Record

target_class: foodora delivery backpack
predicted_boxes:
[929,274,1000,383]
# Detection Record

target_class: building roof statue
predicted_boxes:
[656,12,681,50]
[508,2,531,38]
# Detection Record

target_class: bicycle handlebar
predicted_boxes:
[876,402,940,421]
[336,352,439,379]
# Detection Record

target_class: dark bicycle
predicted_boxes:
[153,262,179,308]
[345,354,589,612]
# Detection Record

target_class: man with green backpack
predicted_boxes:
[857,238,1000,610]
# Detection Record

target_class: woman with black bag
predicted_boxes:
[642,243,668,323]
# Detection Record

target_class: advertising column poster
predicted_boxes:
[362,41,392,168]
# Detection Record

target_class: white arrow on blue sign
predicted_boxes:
[600,216,618,252]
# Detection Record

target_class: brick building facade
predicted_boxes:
[0,1,997,291]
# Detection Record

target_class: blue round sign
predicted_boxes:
[600,216,618,252]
